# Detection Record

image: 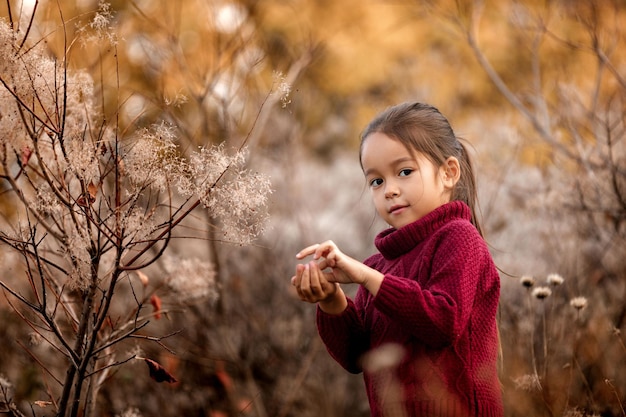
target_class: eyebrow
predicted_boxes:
[363,156,416,177]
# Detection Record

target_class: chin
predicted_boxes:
[390,221,408,229]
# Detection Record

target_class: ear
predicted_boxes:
[441,156,460,190]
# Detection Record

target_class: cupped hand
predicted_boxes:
[296,240,364,285]
[291,261,338,303]
[295,240,385,296]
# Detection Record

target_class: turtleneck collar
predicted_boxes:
[374,201,471,260]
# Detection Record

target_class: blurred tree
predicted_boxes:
[0,1,277,416]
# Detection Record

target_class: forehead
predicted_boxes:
[361,132,414,168]
[361,132,439,177]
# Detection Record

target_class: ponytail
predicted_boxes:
[454,140,483,237]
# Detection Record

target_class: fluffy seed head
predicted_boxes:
[570,296,588,310]
[532,286,552,300]
[547,273,564,286]
[520,275,535,288]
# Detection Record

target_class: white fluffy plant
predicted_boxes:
[0,12,270,417]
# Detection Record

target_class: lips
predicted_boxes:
[389,204,408,214]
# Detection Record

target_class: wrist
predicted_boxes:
[318,286,347,315]
[361,270,384,296]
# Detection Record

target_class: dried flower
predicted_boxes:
[0,374,12,391]
[186,143,244,198]
[120,206,156,243]
[116,408,143,417]
[188,145,271,244]
[273,71,292,108]
[33,183,63,215]
[532,286,552,300]
[66,137,100,184]
[88,1,117,44]
[91,2,113,31]
[123,121,186,192]
[520,275,535,288]
[127,345,145,360]
[28,332,43,347]
[164,92,188,108]
[65,232,93,290]
[570,296,588,310]
[547,273,564,286]
[513,373,542,391]
[164,257,218,304]
[562,408,589,417]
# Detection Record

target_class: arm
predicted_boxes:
[316,293,370,374]
[292,245,374,373]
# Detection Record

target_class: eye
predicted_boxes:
[369,178,383,187]
[399,168,413,177]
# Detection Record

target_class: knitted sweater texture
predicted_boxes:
[317,201,503,417]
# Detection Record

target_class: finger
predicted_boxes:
[292,263,305,287]
[294,285,306,301]
[315,253,337,269]
[314,240,337,260]
[290,276,301,294]
[303,263,326,302]
[308,261,323,295]
[317,258,329,271]
[296,244,320,259]
[299,263,312,295]
[317,268,334,287]
[294,265,310,302]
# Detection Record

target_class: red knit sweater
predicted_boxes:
[317,201,503,417]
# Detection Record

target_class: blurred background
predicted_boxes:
[1,0,625,416]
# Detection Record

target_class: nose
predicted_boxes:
[384,180,399,198]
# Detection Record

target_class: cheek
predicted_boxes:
[371,191,386,209]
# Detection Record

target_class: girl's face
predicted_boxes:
[361,132,457,229]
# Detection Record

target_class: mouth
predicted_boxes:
[388,204,408,215]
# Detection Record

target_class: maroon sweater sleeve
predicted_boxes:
[373,221,491,348]
[316,292,370,374]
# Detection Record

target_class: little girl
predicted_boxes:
[292,102,503,417]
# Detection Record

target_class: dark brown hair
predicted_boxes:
[360,101,483,236]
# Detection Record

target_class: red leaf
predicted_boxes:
[150,294,162,319]
[144,358,177,383]
[21,146,33,166]
[76,195,96,207]
[215,360,233,392]
[76,188,96,207]
[87,182,98,200]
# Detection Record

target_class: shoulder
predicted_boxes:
[431,218,492,261]
[436,217,483,244]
